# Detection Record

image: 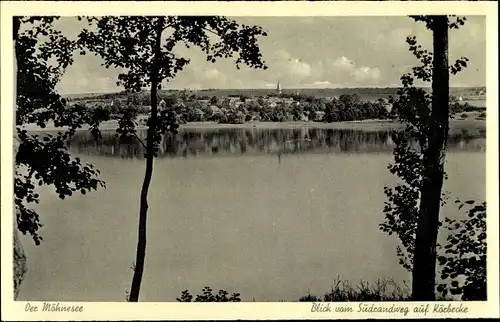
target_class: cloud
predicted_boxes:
[271,49,314,81]
[313,81,334,86]
[203,68,225,80]
[52,16,485,93]
[57,62,121,94]
[311,56,382,86]
[332,56,355,70]
[196,67,231,88]
[289,60,313,79]
[275,49,292,61]
[299,81,345,89]
[353,66,381,83]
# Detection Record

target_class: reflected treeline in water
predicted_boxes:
[68,127,486,159]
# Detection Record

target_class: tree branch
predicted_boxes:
[204,27,220,37]
[132,132,147,150]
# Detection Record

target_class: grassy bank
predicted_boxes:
[298,278,413,302]
[176,277,461,302]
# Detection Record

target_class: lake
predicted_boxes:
[17,126,486,302]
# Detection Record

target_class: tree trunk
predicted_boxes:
[128,17,164,302]
[13,18,28,300]
[411,16,449,301]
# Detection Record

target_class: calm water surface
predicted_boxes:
[18,127,486,301]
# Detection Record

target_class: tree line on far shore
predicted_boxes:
[67,90,485,126]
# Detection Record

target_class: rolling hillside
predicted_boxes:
[65,86,486,102]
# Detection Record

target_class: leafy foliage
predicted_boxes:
[381,15,486,300]
[381,38,431,271]
[15,17,75,126]
[437,201,487,300]
[381,15,471,271]
[176,287,241,302]
[14,17,107,244]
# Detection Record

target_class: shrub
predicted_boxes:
[177,287,241,302]
[450,102,483,114]
[299,278,456,302]
[322,278,411,302]
[437,201,486,301]
[298,293,322,302]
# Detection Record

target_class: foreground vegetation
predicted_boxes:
[298,278,413,302]
[175,279,413,302]
[175,278,448,302]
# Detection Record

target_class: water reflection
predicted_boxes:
[68,127,486,159]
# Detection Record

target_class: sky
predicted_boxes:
[51,16,486,95]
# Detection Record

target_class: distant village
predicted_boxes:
[67,81,486,124]
[69,81,394,124]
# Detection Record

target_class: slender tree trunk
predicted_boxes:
[13,17,28,301]
[128,17,164,302]
[412,16,449,301]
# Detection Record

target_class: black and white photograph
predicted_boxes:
[1,0,499,320]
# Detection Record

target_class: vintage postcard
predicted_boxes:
[1,0,499,320]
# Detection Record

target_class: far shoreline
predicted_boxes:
[19,117,486,133]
